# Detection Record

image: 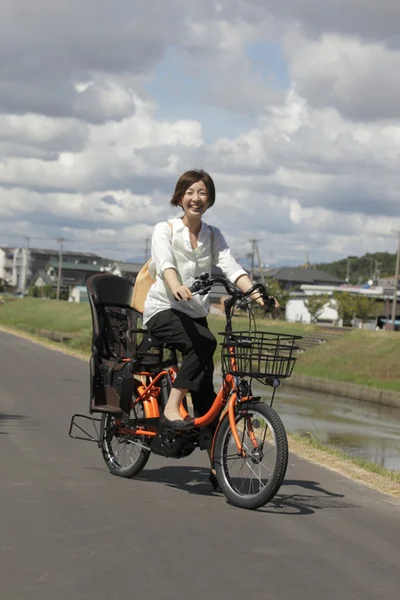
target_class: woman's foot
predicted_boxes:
[160,414,194,430]
[162,388,191,428]
[163,408,185,422]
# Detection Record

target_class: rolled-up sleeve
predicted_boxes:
[211,226,248,283]
[151,222,176,278]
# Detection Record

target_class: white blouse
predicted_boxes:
[142,216,247,325]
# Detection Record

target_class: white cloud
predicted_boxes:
[248,0,400,44]
[0,0,400,267]
[0,96,203,193]
[284,30,400,120]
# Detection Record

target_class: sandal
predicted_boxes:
[159,414,195,431]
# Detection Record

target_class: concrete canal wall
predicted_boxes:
[284,374,400,409]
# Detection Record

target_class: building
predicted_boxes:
[69,285,89,303]
[109,261,144,282]
[0,247,14,287]
[286,283,399,326]
[4,247,107,294]
[378,275,400,289]
[263,267,344,290]
[31,261,106,296]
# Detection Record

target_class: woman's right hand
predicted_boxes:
[172,284,193,302]
[163,268,192,301]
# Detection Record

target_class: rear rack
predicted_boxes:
[69,413,105,447]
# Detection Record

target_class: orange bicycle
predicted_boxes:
[69,272,302,510]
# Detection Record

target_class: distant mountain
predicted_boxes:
[125,256,146,264]
[313,251,397,285]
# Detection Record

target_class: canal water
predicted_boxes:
[252,382,400,472]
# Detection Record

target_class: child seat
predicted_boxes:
[86,272,162,415]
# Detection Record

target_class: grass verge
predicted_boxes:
[289,433,400,500]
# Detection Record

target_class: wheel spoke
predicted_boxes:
[102,409,150,478]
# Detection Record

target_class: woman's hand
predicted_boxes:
[163,268,192,301]
[254,294,265,307]
[271,296,280,309]
[171,284,192,302]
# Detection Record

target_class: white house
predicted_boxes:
[285,287,339,324]
[69,285,89,303]
[285,283,398,326]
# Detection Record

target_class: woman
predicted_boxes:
[143,169,273,433]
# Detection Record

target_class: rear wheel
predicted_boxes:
[213,402,288,510]
[101,400,151,478]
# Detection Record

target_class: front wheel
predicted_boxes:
[213,402,288,510]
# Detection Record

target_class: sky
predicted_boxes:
[0,0,400,268]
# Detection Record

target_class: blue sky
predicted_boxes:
[147,40,290,142]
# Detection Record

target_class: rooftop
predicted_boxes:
[45,261,104,272]
[267,267,344,284]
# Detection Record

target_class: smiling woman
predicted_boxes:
[142,169,273,434]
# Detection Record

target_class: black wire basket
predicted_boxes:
[219,330,302,381]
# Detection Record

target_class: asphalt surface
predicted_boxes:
[1,329,399,600]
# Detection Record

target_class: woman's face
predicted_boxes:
[180,180,209,218]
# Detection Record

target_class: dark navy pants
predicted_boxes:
[146,309,217,419]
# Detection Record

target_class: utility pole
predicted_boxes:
[346,257,351,283]
[56,237,65,300]
[390,231,400,325]
[249,239,255,280]
[248,238,261,281]
[144,236,151,262]
[20,236,30,296]
[254,240,265,284]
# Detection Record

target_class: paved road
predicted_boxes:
[0,329,399,600]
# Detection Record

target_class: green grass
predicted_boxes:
[292,328,400,391]
[290,433,400,484]
[1,298,400,392]
[0,297,91,332]
[0,297,92,352]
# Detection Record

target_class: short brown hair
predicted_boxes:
[170,169,216,207]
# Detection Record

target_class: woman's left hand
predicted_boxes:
[271,296,280,309]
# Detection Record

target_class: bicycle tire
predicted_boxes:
[101,405,151,478]
[213,402,288,510]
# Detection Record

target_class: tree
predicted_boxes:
[27,285,39,297]
[305,294,330,323]
[40,284,56,299]
[353,295,376,325]
[330,292,356,326]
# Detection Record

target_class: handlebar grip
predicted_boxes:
[189,280,202,293]
[189,272,211,293]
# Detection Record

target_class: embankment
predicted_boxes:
[283,374,400,409]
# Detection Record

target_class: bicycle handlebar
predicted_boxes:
[189,272,276,310]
